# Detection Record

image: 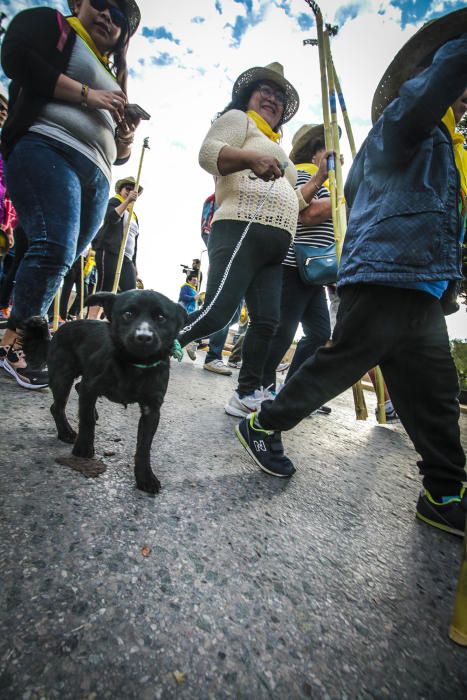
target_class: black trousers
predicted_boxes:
[0,226,28,307]
[181,220,290,395]
[259,284,466,492]
[262,265,331,389]
[95,249,136,293]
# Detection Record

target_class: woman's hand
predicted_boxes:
[125,189,138,204]
[248,154,285,181]
[87,88,127,123]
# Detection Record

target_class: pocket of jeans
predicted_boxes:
[361,192,445,266]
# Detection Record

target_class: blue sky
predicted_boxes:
[0,1,466,336]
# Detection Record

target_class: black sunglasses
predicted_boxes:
[89,0,128,29]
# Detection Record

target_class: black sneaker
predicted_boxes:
[416,487,465,537]
[235,413,296,478]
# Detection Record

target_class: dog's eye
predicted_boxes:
[123,311,133,320]
[157,314,166,324]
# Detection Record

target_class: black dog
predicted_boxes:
[48,290,186,494]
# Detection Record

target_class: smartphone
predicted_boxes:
[125,103,151,120]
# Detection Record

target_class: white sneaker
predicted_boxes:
[186,342,197,361]
[262,385,277,401]
[227,359,242,369]
[277,362,290,372]
[225,389,264,417]
[203,359,232,376]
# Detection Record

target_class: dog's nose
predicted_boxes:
[134,323,154,344]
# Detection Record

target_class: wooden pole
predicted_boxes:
[52,287,61,332]
[331,60,357,159]
[111,137,150,294]
[306,1,368,420]
[79,254,85,319]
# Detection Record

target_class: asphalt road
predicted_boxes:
[0,353,466,699]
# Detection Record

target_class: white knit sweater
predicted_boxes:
[199,110,308,237]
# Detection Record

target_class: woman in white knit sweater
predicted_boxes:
[180,62,330,418]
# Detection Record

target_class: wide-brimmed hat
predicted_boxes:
[371,8,467,124]
[289,123,342,163]
[115,176,143,194]
[67,0,141,36]
[232,62,299,123]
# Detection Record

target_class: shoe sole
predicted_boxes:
[203,365,232,376]
[235,424,294,478]
[3,360,48,390]
[415,511,463,538]
[186,352,197,361]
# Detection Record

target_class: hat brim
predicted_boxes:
[115,179,143,194]
[371,8,467,124]
[67,0,141,36]
[232,66,299,123]
[289,123,342,162]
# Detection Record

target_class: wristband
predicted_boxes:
[81,84,89,107]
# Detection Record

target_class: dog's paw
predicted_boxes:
[136,472,161,495]
[72,443,95,459]
[58,428,77,444]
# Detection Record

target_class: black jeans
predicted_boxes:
[262,265,331,389]
[259,284,466,493]
[181,220,290,395]
[0,226,28,307]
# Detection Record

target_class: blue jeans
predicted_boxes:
[5,134,109,328]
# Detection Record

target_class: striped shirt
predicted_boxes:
[283,170,335,268]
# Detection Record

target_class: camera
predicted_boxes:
[180,264,190,275]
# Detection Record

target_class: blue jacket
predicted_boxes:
[338,33,467,289]
[178,283,198,314]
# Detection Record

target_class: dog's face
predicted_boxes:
[85,290,187,360]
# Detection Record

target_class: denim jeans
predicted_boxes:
[5,133,109,328]
[205,303,242,364]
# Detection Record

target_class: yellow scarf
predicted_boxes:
[66,16,111,70]
[295,162,329,191]
[246,110,281,143]
[114,193,137,221]
[442,107,467,201]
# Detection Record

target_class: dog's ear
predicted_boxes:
[84,292,117,320]
[175,303,188,332]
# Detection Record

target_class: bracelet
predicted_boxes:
[81,83,89,107]
[115,128,134,146]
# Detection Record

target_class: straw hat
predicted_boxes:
[115,176,143,194]
[232,62,299,123]
[67,0,141,36]
[371,7,467,124]
[289,123,342,163]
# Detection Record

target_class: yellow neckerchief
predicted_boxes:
[295,162,329,191]
[246,110,281,143]
[114,193,137,222]
[442,107,467,203]
[181,281,197,291]
[66,16,111,71]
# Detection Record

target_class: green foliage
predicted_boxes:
[451,339,467,390]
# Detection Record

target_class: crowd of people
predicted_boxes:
[0,1,466,538]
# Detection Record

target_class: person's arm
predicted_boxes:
[1,8,126,122]
[381,33,467,156]
[199,109,283,181]
[298,196,332,226]
[298,150,332,205]
[114,190,138,217]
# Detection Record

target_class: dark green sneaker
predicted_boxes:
[235,413,296,478]
[416,487,466,537]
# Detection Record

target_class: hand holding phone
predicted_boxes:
[125,103,151,121]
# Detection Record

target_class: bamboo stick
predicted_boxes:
[79,254,85,319]
[111,137,150,294]
[374,365,386,424]
[52,287,61,333]
[331,60,357,159]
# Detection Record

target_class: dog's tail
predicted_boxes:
[19,316,51,368]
